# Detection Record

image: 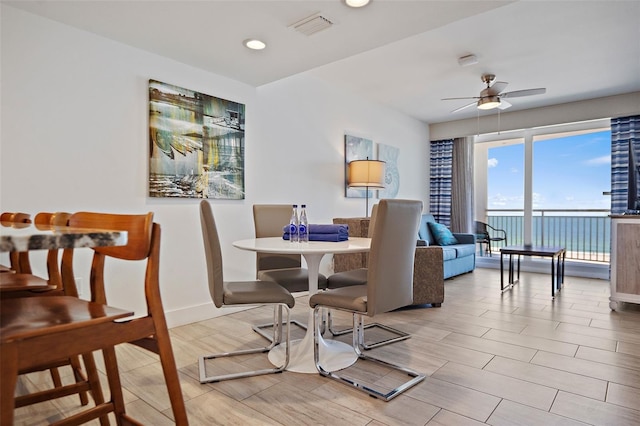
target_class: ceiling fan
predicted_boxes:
[443,74,546,113]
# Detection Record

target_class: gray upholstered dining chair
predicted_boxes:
[251,204,327,341]
[309,199,426,401]
[199,200,295,383]
[325,203,410,349]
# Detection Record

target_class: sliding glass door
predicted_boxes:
[474,120,611,262]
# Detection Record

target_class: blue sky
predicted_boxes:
[487,130,611,211]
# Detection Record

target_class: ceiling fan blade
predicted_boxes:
[488,81,508,96]
[441,96,479,101]
[451,101,477,113]
[498,100,512,110]
[501,88,546,98]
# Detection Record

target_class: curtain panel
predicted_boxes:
[451,136,474,234]
[429,139,453,226]
[611,115,640,214]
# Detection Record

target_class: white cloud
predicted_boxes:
[584,155,611,166]
[488,158,498,168]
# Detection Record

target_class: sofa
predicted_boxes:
[332,217,444,306]
[418,214,476,279]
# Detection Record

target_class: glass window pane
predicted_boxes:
[532,130,611,261]
[487,142,524,246]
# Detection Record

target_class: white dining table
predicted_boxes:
[233,236,371,373]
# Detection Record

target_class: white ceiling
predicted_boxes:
[5,0,640,124]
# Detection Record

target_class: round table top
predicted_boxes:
[233,236,370,255]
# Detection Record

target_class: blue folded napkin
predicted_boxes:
[310,224,349,235]
[282,223,349,235]
[282,233,348,242]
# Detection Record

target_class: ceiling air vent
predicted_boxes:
[289,13,333,36]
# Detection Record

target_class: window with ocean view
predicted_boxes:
[476,121,612,263]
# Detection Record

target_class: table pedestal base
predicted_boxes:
[268,311,357,374]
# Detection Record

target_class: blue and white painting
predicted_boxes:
[378,143,400,199]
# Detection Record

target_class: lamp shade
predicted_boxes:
[348,159,385,188]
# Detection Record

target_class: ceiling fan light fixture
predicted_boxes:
[477,96,501,110]
[344,0,371,7]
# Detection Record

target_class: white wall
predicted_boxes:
[0,5,429,327]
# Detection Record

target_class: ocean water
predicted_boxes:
[488,215,611,260]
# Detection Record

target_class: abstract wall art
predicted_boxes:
[149,80,245,199]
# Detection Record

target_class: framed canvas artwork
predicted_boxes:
[148,80,245,199]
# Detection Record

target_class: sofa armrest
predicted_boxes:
[413,246,444,306]
[452,233,475,244]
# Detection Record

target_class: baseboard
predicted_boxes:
[164,302,247,328]
[164,291,312,329]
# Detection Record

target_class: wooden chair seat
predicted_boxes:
[0,265,14,273]
[0,273,57,293]
[1,296,133,343]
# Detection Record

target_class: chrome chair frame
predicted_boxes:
[309,199,426,401]
[325,204,410,349]
[199,304,291,383]
[313,306,424,401]
[199,200,295,384]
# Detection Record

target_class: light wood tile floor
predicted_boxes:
[13,268,640,425]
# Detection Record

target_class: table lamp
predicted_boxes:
[348,158,385,217]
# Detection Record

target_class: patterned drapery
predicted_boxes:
[429,139,453,226]
[611,115,640,214]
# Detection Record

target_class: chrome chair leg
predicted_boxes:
[252,305,307,343]
[199,304,291,383]
[326,309,410,350]
[313,306,424,401]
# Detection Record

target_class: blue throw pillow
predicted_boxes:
[427,222,458,246]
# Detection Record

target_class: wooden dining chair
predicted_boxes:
[1,212,73,297]
[2,212,33,274]
[1,211,97,412]
[309,199,426,401]
[251,204,327,341]
[0,212,189,425]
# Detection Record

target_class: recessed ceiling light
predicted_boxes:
[345,0,371,7]
[244,39,266,50]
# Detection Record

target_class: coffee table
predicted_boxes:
[500,245,566,298]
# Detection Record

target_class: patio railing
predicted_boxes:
[485,209,611,263]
